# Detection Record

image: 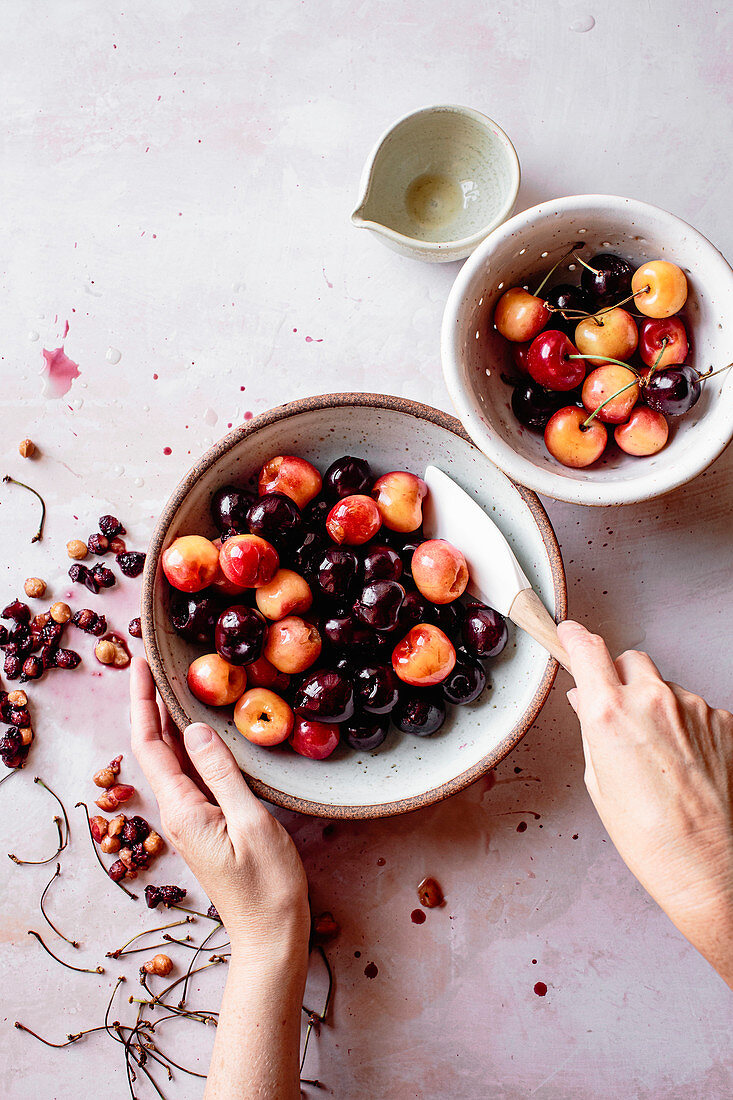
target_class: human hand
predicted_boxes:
[558,620,733,987]
[129,657,310,955]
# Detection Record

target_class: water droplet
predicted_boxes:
[142,404,150,412]
[570,14,595,32]
[203,407,218,426]
[134,477,144,488]
[113,464,125,477]
[106,346,122,364]
[69,397,84,410]
[28,330,39,342]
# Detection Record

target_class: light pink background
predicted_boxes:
[1,1,732,1097]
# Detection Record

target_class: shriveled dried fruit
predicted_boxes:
[20,655,43,682]
[24,578,46,599]
[128,617,142,638]
[92,754,123,789]
[99,515,125,538]
[145,884,186,909]
[19,727,33,747]
[91,564,116,589]
[206,903,221,921]
[95,634,130,668]
[94,783,135,812]
[2,600,31,624]
[116,551,146,578]
[90,816,109,843]
[108,814,126,838]
[68,564,99,593]
[100,835,121,854]
[87,533,109,555]
[143,953,173,977]
[118,847,135,871]
[53,648,81,670]
[108,860,127,882]
[7,690,27,707]
[72,609,106,636]
[8,706,30,727]
[109,536,126,554]
[49,602,71,624]
[18,439,36,458]
[4,653,21,679]
[40,621,64,647]
[66,539,88,561]
[121,815,150,845]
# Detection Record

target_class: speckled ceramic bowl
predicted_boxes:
[141,394,566,819]
[352,105,520,262]
[442,195,733,505]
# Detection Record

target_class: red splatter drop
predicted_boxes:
[240,385,245,391]
[153,373,158,380]
[532,959,537,964]
[517,821,528,832]
[376,857,386,866]
[244,411,253,420]
[305,336,313,343]
[364,962,378,979]
[534,982,547,997]
[163,447,172,455]
[42,346,80,397]
[410,909,426,925]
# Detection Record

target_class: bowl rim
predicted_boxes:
[351,104,521,254]
[441,193,733,505]
[141,392,567,819]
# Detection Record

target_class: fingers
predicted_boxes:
[183,722,260,824]
[557,621,620,693]
[615,649,662,684]
[130,657,209,813]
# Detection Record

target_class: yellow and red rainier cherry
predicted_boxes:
[392,623,456,687]
[245,654,291,692]
[544,407,608,468]
[614,407,669,456]
[218,534,279,588]
[210,537,249,597]
[263,615,322,674]
[234,688,294,746]
[574,307,638,368]
[494,287,551,342]
[326,494,381,545]
[187,653,247,707]
[371,471,427,532]
[581,365,640,424]
[258,455,322,508]
[290,717,340,760]
[162,536,220,592]
[632,260,688,318]
[411,540,469,605]
[255,568,313,620]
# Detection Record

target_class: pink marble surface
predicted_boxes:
[1,1,732,1097]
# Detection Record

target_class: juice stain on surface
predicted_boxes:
[41,345,80,397]
[534,982,548,997]
[411,909,426,925]
[364,962,378,979]
[405,173,462,228]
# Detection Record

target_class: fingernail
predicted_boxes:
[558,619,582,637]
[184,723,214,753]
[566,689,579,713]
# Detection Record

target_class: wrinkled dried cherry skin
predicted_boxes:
[392,689,446,736]
[215,605,267,665]
[461,604,508,659]
[324,456,373,499]
[294,669,355,723]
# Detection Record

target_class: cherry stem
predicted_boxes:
[568,354,638,373]
[533,241,587,297]
[696,361,733,383]
[27,929,105,974]
[40,863,79,948]
[14,1021,109,1048]
[75,801,138,900]
[581,378,639,430]
[0,768,19,787]
[8,815,65,865]
[2,475,46,542]
[172,904,221,921]
[106,917,195,959]
[644,338,669,383]
[300,947,334,1075]
[572,252,599,275]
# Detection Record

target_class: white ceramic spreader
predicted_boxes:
[352,105,520,262]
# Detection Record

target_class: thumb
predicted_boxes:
[184,723,256,822]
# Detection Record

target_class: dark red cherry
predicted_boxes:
[461,604,508,659]
[398,590,430,631]
[343,713,389,751]
[442,656,487,705]
[580,253,633,306]
[362,544,403,583]
[392,689,446,736]
[210,486,255,533]
[170,592,220,643]
[294,669,355,723]
[322,614,377,651]
[511,382,565,432]
[323,456,373,499]
[543,283,591,335]
[645,365,701,417]
[352,664,400,715]
[317,549,360,601]
[353,580,405,632]
[215,605,267,665]
[247,493,302,547]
